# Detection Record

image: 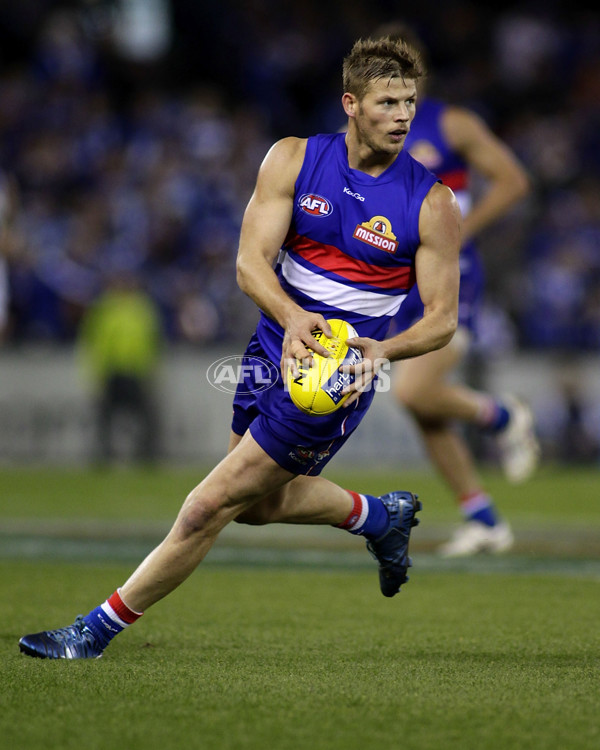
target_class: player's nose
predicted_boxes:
[394,104,410,121]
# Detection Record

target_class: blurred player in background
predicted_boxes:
[0,245,7,342]
[379,22,540,557]
[19,36,461,659]
[0,169,19,343]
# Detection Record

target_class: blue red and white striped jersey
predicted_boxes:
[403,98,472,218]
[394,97,483,336]
[256,132,438,361]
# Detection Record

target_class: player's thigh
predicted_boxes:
[225,429,291,522]
[235,473,314,524]
[189,429,295,514]
[394,327,470,400]
[227,429,243,454]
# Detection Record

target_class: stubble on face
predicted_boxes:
[354,76,416,157]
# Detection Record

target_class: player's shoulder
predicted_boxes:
[257,137,308,191]
[264,136,308,166]
[422,180,460,218]
[417,180,461,248]
[442,103,481,126]
[441,104,491,149]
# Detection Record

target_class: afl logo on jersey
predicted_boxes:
[298,193,333,217]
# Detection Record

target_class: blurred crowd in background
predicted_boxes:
[0,0,599,349]
[0,1,599,462]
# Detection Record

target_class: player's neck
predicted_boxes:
[344,131,400,177]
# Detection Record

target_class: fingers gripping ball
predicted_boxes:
[286,319,362,416]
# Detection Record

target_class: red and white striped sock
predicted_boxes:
[337,491,369,532]
[102,589,143,628]
[459,490,498,527]
[336,490,390,538]
[84,589,143,647]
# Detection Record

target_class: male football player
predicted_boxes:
[19,37,460,659]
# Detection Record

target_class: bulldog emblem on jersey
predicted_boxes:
[408,140,443,171]
[353,215,398,253]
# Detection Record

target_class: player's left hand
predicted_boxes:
[339,336,388,407]
[280,310,332,379]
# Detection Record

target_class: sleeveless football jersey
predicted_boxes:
[234,134,438,472]
[396,97,484,334]
[256,132,438,363]
[404,98,472,217]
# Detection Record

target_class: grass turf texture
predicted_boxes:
[1,463,600,524]
[2,563,599,750]
[1,465,600,749]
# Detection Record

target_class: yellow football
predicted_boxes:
[286,318,362,416]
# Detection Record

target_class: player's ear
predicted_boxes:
[342,93,358,118]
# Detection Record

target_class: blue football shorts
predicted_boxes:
[231,332,374,475]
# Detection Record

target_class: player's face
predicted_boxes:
[354,77,417,156]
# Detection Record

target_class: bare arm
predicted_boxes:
[442,106,530,243]
[236,137,332,373]
[381,182,461,360]
[342,182,461,404]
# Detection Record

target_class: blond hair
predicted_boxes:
[342,36,425,100]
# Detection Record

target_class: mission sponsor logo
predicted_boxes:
[298,193,333,217]
[353,215,398,253]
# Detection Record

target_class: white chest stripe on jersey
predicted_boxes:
[281,254,406,318]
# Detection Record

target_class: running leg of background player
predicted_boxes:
[393,332,513,554]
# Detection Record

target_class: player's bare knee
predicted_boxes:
[395,379,429,416]
[176,495,226,539]
[414,413,447,432]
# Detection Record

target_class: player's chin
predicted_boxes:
[375,140,403,157]
[387,138,405,152]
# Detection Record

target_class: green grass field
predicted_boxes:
[1,465,599,750]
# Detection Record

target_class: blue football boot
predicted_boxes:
[366,491,421,597]
[19,616,104,659]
